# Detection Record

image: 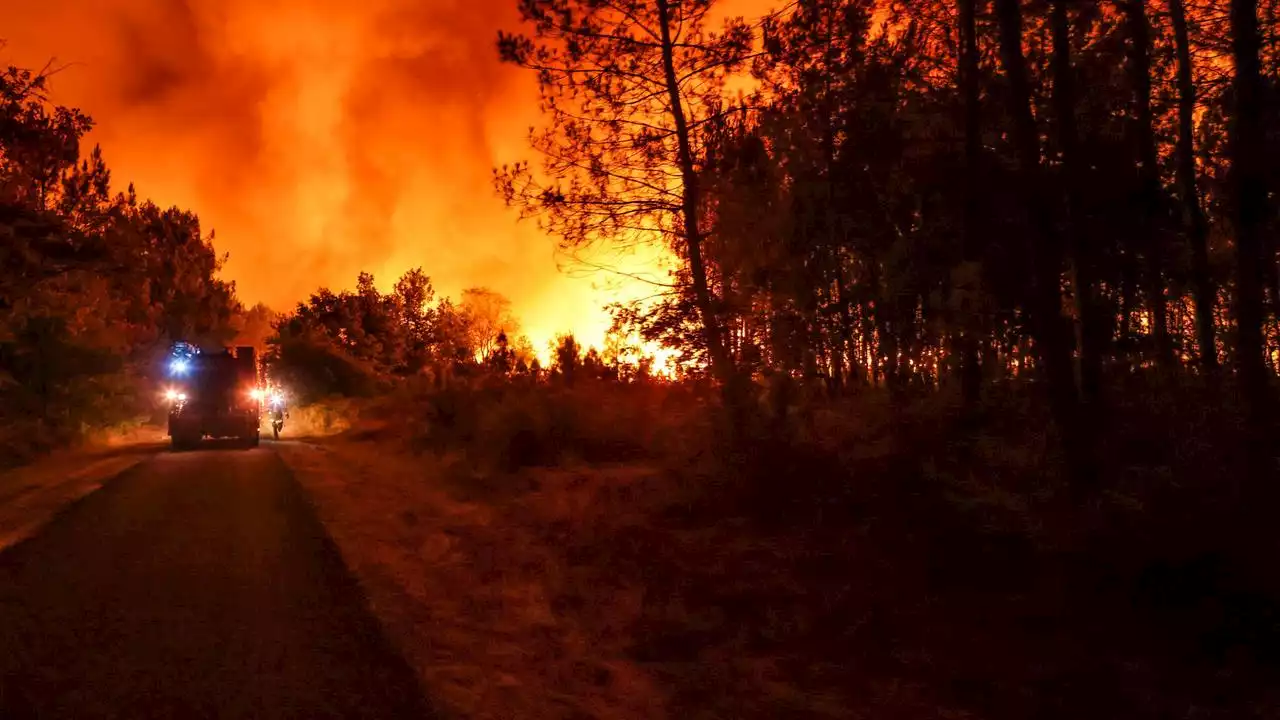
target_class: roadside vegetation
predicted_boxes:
[0,62,274,468]
[265,0,1280,714]
[6,0,1280,713]
[264,269,1279,716]
[279,365,1276,719]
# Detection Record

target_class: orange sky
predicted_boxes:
[4,0,773,354]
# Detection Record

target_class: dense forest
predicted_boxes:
[13,0,1280,474]
[6,0,1280,714]
[0,63,243,463]
[490,3,1280,708]
[0,58,576,461]
[6,0,1280,485]
[494,0,1280,482]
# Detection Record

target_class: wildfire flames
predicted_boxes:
[5,0,762,353]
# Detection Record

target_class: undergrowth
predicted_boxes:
[301,373,1280,718]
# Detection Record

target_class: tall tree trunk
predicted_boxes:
[1169,0,1218,375]
[820,2,850,394]
[1229,0,1273,473]
[882,313,901,396]
[1125,0,1172,368]
[860,298,876,384]
[1119,263,1136,356]
[958,0,984,408]
[1050,0,1104,405]
[656,0,733,389]
[835,267,856,390]
[996,0,1093,487]
[983,335,1000,383]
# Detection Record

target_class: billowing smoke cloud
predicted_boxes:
[4,0,633,351]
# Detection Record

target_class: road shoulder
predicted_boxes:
[275,437,672,720]
[0,443,161,553]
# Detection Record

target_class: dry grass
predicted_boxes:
[278,377,1280,720]
[277,379,885,718]
[278,441,674,718]
[284,398,356,438]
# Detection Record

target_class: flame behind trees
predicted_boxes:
[495,0,1280,478]
[493,0,756,384]
[461,287,521,361]
[266,269,545,399]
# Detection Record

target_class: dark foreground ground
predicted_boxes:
[0,443,434,719]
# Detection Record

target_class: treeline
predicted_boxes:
[0,63,245,460]
[497,0,1280,478]
[264,273,654,402]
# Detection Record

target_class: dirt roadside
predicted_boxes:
[0,430,167,552]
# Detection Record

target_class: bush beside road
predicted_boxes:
[276,377,1280,720]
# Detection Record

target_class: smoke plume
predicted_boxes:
[5,0,641,350]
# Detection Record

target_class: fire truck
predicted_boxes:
[163,343,263,449]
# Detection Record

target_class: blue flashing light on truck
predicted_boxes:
[162,344,262,449]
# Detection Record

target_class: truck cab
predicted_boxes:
[165,345,262,449]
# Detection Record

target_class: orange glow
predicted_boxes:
[5,0,776,353]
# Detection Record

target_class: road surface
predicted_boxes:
[0,443,434,719]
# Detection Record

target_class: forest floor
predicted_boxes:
[278,432,880,719]
[278,381,1280,719]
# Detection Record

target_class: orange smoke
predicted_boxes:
[4,0,774,354]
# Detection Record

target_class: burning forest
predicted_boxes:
[2,0,1280,717]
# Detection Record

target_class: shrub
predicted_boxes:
[400,378,705,475]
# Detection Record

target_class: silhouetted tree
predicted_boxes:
[495,0,756,386]
[1169,0,1217,375]
[957,0,985,407]
[1122,0,1172,368]
[460,287,519,362]
[0,61,242,458]
[487,330,514,374]
[233,303,279,353]
[552,333,582,385]
[1229,0,1273,469]
[393,267,437,373]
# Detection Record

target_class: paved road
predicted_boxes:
[0,444,434,719]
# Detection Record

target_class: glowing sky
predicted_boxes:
[4,0,767,352]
